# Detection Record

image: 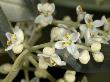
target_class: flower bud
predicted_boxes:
[12,44,24,54]
[63,16,71,21]
[51,27,67,41]
[65,70,76,75]
[57,79,65,82]
[79,50,90,64]
[0,63,12,74]
[64,70,76,82]
[93,52,104,62]
[43,47,55,55]
[34,69,47,78]
[91,42,101,52]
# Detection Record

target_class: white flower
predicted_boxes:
[101,16,110,31]
[80,14,104,44]
[55,32,80,59]
[84,14,104,29]
[92,52,104,62]
[5,26,24,54]
[38,47,66,69]
[35,3,55,26]
[79,50,90,64]
[76,5,86,22]
[37,3,55,15]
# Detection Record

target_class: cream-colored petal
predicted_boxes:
[50,3,55,13]
[93,20,104,27]
[14,26,24,43]
[84,29,91,44]
[71,32,80,42]
[5,43,16,51]
[67,44,79,59]
[12,44,24,54]
[39,56,48,69]
[37,4,43,12]
[51,54,66,66]
[5,32,12,40]
[34,15,53,27]
[55,41,66,49]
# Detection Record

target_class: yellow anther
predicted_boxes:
[11,34,17,42]
[79,5,83,12]
[7,40,12,46]
[64,33,71,40]
[50,59,56,66]
[62,41,72,47]
[6,34,17,46]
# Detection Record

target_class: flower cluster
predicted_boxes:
[51,5,110,64]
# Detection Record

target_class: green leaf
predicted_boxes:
[0,7,15,60]
[0,0,37,21]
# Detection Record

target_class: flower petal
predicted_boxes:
[5,32,12,40]
[49,3,55,14]
[51,54,66,66]
[39,56,48,69]
[37,4,43,12]
[55,41,66,49]
[71,32,80,42]
[79,24,87,33]
[5,43,16,51]
[34,15,53,26]
[67,44,79,59]
[93,20,104,27]
[14,26,24,43]
[101,16,108,24]
[84,29,91,44]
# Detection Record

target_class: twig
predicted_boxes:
[2,49,29,82]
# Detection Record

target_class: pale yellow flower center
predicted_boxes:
[86,18,93,28]
[64,33,72,40]
[7,34,17,46]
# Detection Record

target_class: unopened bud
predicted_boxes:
[91,42,101,52]
[51,27,67,41]
[79,50,90,64]
[12,44,24,54]
[35,69,47,78]
[0,63,12,74]
[57,79,65,82]
[64,70,76,82]
[93,52,104,62]
[43,47,55,55]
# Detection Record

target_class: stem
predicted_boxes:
[28,55,38,68]
[45,70,56,82]
[30,42,54,51]
[53,19,79,30]
[28,25,42,46]
[24,69,29,82]
[2,49,29,82]
[23,60,29,82]
[77,44,91,51]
